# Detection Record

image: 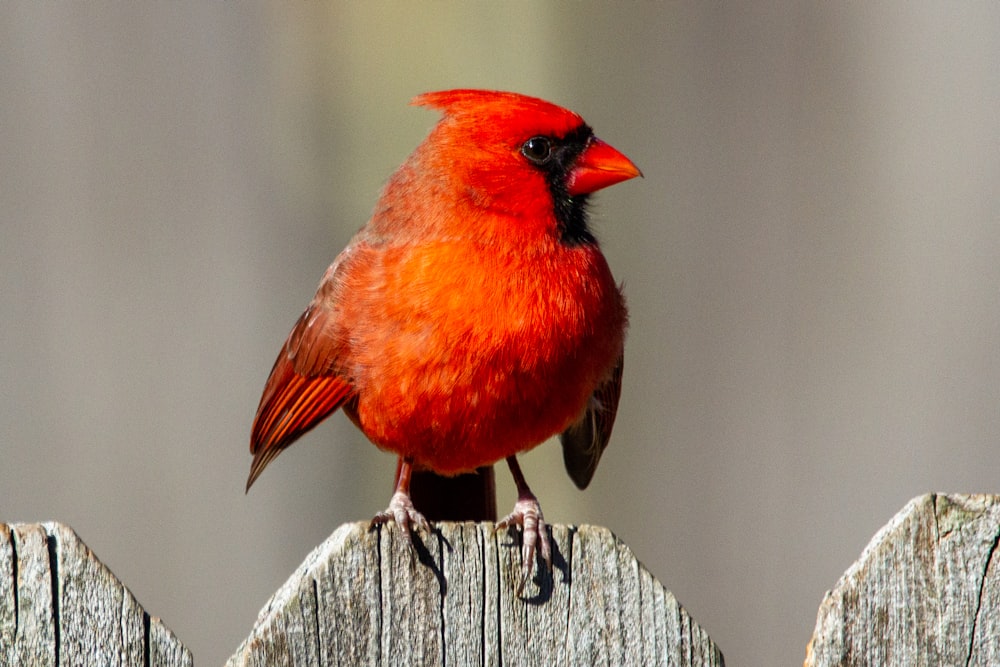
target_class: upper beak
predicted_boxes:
[566,137,642,196]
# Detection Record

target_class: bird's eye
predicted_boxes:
[521,136,553,165]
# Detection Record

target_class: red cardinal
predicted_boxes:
[248,89,640,584]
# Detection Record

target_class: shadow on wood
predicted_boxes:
[18,496,1000,664]
[806,493,1000,666]
[227,522,724,666]
[0,522,191,667]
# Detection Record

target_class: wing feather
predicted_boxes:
[247,301,355,491]
[559,353,623,489]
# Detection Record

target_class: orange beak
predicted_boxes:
[566,137,642,196]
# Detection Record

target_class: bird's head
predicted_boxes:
[409,89,641,244]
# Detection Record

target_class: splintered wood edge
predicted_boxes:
[0,521,192,667]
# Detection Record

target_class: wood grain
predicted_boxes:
[227,521,724,666]
[0,522,191,667]
[806,494,1000,666]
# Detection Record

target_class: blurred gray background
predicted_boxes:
[2,3,998,665]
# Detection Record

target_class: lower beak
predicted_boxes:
[566,137,642,196]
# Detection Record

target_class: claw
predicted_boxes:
[498,455,552,594]
[370,458,431,547]
[497,492,551,594]
[370,489,431,546]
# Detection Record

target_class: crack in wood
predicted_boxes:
[374,524,385,664]
[965,525,1000,667]
[1,522,190,666]
[45,530,59,667]
[310,576,321,665]
[807,495,1000,667]
[477,525,487,667]
[9,529,18,638]
[561,526,575,656]
[437,529,447,667]
[143,610,151,667]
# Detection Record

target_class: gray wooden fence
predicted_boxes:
[225,522,722,666]
[5,494,1000,665]
[806,493,1000,665]
[0,522,191,666]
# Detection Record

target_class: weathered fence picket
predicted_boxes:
[0,522,191,667]
[225,522,723,666]
[8,494,1000,665]
[806,493,1000,666]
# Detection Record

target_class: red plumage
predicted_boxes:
[248,89,640,586]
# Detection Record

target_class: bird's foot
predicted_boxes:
[497,492,551,594]
[370,490,431,547]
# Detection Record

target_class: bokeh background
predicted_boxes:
[3,3,999,665]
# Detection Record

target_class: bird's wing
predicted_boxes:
[247,299,355,491]
[559,352,623,490]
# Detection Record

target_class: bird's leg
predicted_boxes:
[496,455,552,593]
[370,457,431,546]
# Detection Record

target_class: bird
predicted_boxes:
[247,89,640,588]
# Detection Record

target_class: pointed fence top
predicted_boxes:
[227,521,724,666]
